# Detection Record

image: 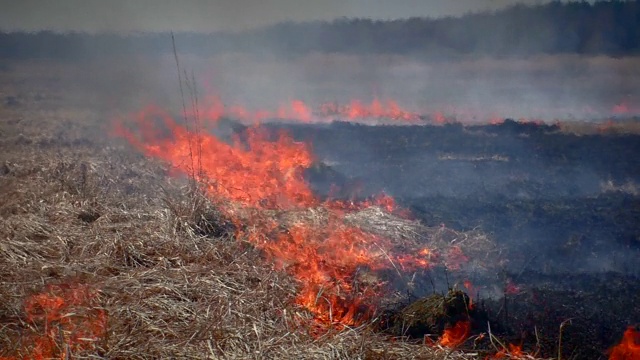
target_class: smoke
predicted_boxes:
[3,1,638,124]
[85,51,638,121]
[0,0,570,33]
[3,1,638,285]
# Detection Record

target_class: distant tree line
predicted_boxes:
[0,1,638,60]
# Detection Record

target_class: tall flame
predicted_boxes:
[114,104,437,327]
[115,106,316,209]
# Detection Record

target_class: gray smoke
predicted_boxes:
[0,0,571,33]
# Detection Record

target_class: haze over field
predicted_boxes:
[1,2,640,359]
[0,0,591,33]
[1,1,638,122]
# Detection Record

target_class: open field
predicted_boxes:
[2,53,640,122]
[1,56,640,359]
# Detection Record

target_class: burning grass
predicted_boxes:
[3,69,636,358]
[0,112,537,359]
[111,104,514,331]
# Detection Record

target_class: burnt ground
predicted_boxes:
[264,119,640,359]
[2,56,640,358]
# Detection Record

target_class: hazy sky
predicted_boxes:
[0,0,557,33]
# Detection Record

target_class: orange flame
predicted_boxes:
[4,283,107,360]
[439,320,471,348]
[609,327,640,360]
[115,107,316,209]
[186,94,422,124]
[487,343,526,359]
[612,102,630,115]
[176,92,640,126]
[114,105,439,328]
[463,280,475,310]
[463,280,474,293]
[323,98,420,122]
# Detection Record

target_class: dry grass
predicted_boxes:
[0,65,551,359]
[557,119,640,135]
[0,119,495,360]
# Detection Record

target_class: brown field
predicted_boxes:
[0,58,508,360]
[1,54,638,359]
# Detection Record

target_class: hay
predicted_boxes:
[386,290,472,339]
[345,206,505,277]
[345,206,426,242]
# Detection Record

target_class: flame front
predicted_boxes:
[170,92,639,126]
[185,95,422,124]
[115,106,316,209]
[114,104,436,327]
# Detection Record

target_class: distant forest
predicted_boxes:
[1,1,638,60]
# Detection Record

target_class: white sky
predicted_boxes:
[0,0,558,33]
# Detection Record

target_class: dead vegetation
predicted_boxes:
[557,119,640,136]
[0,106,547,359]
[385,290,473,339]
[0,56,602,359]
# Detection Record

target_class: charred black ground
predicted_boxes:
[2,54,640,358]
[261,119,640,359]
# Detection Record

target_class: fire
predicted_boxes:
[186,91,640,126]
[488,343,526,359]
[318,98,420,122]
[438,320,471,348]
[114,104,440,327]
[463,280,475,309]
[264,222,383,325]
[3,283,107,360]
[609,327,640,360]
[115,107,317,209]
[463,280,474,293]
[253,214,435,325]
[445,246,469,271]
[396,247,433,270]
[183,94,422,124]
[289,100,313,122]
[433,112,447,124]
